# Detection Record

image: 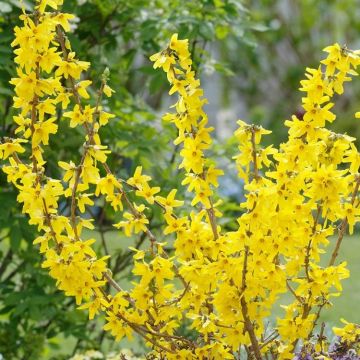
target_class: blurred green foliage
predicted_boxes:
[220,0,360,144]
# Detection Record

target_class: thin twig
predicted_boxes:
[329,176,360,266]
[304,204,322,282]
[250,126,259,180]
[240,245,263,360]
[260,331,279,350]
[286,279,303,303]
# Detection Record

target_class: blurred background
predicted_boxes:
[0,0,360,359]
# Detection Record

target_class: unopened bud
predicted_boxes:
[102,67,110,83]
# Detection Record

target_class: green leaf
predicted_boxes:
[149,71,166,93]
[214,62,235,76]
[250,23,269,32]
[199,22,215,40]
[0,87,13,96]
[215,25,229,39]
[10,222,22,251]
[4,292,23,306]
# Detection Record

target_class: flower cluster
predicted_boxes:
[151,35,224,231]
[69,349,144,360]
[293,319,360,359]
[2,0,360,359]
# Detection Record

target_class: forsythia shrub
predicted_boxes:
[2,0,360,359]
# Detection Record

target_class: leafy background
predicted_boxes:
[0,0,359,359]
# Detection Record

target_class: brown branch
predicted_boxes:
[164,281,190,306]
[199,172,218,240]
[70,163,84,240]
[318,322,326,353]
[304,204,322,282]
[206,197,219,240]
[136,323,195,348]
[329,176,360,266]
[286,279,303,304]
[260,331,279,350]
[103,272,123,292]
[250,126,260,181]
[241,297,263,360]
[42,199,61,249]
[240,245,262,360]
[98,288,178,354]
[241,246,249,292]
[306,299,327,341]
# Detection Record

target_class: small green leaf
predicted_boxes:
[215,25,229,39]
[10,222,22,251]
[250,23,269,32]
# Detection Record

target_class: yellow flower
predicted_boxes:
[95,174,122,197]
[0,139,27,159]
[37,0,64,13]
[103,312,133,341]
[343,203,360,234]
[164,213,188,234]
[149,51,176,73]
[155,189,184,212]
[103,84,115,97]
[32,117,58,147]
[63,104,86,127]
[38,47,62,73]
[77,193,94,213]
[333,318,360,344]
[127,166,151,189]
[99,111,115,126]
[78,296,108,320]
[135,183,160,204]
[58,160,77,183]
[52,12,74,32]
[114,212,149,236]
[76,80,92,99]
